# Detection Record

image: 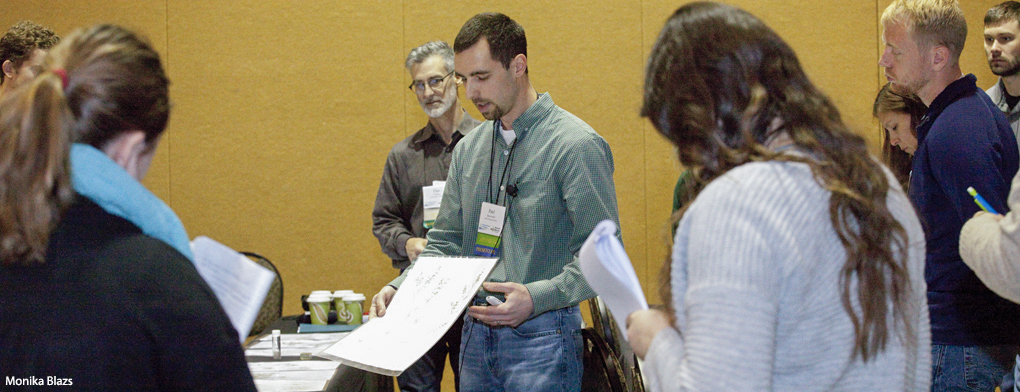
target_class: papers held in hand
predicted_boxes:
[579,220,648,340]
[190,236,276,342]
[317,256,498,376]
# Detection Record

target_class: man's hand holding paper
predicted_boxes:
[369,285,397,319]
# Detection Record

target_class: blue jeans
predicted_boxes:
[1007,355,1019,392]
[930,344,1018,392]
[459,305,583,392]
[396,315,463,392]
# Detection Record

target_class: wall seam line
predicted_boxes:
[165,0,172,206]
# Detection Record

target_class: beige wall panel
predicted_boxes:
[640,2,683,305]
[1,1,171,200]
[515,1,648,287]
[166,1,403,316]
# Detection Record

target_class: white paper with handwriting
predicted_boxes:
[190,236,275,342]
[317,256,497,376]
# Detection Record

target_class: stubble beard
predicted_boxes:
[991,57,1020,78]
[477,100,505,122]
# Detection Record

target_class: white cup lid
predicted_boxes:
[343,293,366,301]
[307,294,332,302]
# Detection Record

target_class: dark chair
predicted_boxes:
[581,326,626,392]
[586,296,646,392]
[241,252,283,337]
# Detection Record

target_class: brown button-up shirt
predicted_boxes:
[371,111,482,269]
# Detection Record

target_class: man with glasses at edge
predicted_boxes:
[371,40,480,392]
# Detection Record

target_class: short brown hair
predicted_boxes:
[0,21,59,85]
[454,13,527,73]
[986,1,1020,28]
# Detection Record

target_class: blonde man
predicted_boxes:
[880,1,1020,390]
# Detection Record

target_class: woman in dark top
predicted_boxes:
[0,24,256,391]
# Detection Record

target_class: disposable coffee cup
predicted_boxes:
[310,291,333,309]
[307,294,332,325]
[343,293,366,325]
[333,291,355,324]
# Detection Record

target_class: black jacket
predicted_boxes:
[0,196,256,391]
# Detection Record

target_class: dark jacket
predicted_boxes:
[0,196,256,391]
[911,74,1020,345]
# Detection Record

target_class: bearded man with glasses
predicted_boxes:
[371,40,480,392]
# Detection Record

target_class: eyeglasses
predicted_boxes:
[409,71,457,93]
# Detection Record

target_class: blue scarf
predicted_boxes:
[70,143,193,261]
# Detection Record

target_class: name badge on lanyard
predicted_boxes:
[422,181,445,229]
[474,202,506,257]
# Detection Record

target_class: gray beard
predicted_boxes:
[421,87,457,118]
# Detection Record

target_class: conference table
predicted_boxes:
[244,316,393,392]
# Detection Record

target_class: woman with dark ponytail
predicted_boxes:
[0,25,255,391]
[626,3,930,391]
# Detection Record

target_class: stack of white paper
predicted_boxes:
[190,236,276,342]
[579,220,648,340]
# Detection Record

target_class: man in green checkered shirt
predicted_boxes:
[370,12,620,392]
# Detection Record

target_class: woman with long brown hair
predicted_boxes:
[873,83,926,189]
[0,25,255,391]
[626,3,930,391]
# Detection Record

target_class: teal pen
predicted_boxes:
[967,187,999,215]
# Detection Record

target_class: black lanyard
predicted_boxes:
[487,120,519,206]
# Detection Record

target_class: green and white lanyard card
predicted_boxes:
[423,181,445,229]
[473,202,506,257]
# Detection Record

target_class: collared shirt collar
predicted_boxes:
[991,77,1020,114]
[412,108,472,145]
[993,77,1008,107]
[916,74,977,142]
[507,93,555,138]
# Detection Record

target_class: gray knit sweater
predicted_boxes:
[644,160,931,391]
[960,169,1020,304]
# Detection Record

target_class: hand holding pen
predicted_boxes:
[967,187,1000,215]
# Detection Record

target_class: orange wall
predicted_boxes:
[2,0,1004,316]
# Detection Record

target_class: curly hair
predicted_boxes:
[643,2,913,362]
[0,21,59,85]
